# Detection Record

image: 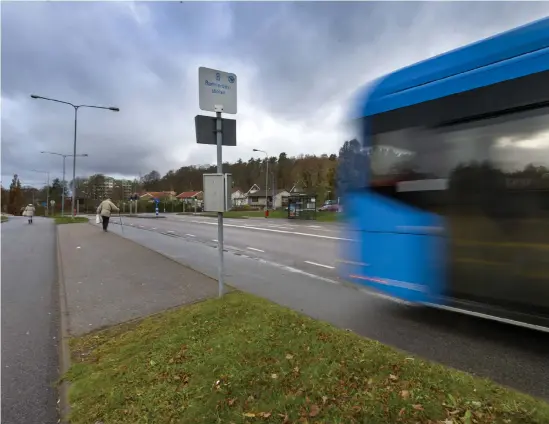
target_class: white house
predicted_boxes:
[246,189,290,209]
[231,189,245,207]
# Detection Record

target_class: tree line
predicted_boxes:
[2,148,351,214]
[138,152,338,201]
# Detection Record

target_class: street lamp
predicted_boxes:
[253,149,269,210]
[31,169,50,216]
[30,94,119,217]
[40,151,88,216]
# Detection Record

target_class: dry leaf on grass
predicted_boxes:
[309,404,320,417]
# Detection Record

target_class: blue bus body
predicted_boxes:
[339,18,549,330]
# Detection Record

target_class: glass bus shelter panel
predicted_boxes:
[287,195,317,220]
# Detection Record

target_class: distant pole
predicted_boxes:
[31,94,119,218]
[216,110,224,297]
[62,156,66,216]
[253,149,268,210]
[40,151,88,216]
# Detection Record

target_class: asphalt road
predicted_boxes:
[104,214,549,400]
[1,217,59,424]
[119,214,347,279]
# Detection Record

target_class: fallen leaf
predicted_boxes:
[294,366,300,373]
[413,404,424,411]
[400,390,410,400]
[389,374,398,381]
[243,412,256,418]
[278,414,290,424]
[286,354,294,360]
[258,412,272,418]
[322,395,328,404]
[399,408,405,416]
[149,359,156,366]
[228,398,237,406]
[271,373,278,379]
[309,404,320,417]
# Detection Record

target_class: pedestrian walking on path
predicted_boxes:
[96,197,119,232]
[23,204,35,224]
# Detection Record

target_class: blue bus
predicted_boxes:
[338,17,549,332]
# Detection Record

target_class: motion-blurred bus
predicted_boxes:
[338,18,549,332]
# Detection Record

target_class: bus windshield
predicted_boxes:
[367,107,549,190]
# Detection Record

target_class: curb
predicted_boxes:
[56,227,72,424]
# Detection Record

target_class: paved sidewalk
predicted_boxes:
[58,223,219,336]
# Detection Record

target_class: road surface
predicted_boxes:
[104,214,549,400]
[1,217,59,424]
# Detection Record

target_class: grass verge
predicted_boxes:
[1,215,8,223]
[54,216,89,225]
[65,291,549,424]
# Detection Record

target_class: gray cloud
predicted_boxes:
[2,1,548,187]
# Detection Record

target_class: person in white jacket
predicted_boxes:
[96,197,120,232]
[23,204,35,224]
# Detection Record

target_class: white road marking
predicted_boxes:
[308,225,321,228]
[305,260,335,269]
[194,220,353,241]
[152,227,157,230]
[255,258,340,285]
[212,239,218,242]
[247,247,265,252]
[167,230,175,234]
[185,234,195,237]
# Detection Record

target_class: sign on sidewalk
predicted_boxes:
[198,67,237,114]
[195,115,236,146]
[197,66,239,299]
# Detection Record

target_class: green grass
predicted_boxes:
[1,215,8,223]
[178,210,341,222]
[65,291,549,424]
[54,216,89,225]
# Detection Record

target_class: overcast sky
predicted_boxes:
[2,2,548,187]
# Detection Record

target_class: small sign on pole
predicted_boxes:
[198,67,237,115]
[197,66,238,298]
[195,115,236,146]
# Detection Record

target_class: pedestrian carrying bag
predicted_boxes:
[95,214,101,224]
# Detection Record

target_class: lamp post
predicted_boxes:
[40,151,88,216]
[31,169,50,216]
[30,94,119,217]
[253,149,269,210]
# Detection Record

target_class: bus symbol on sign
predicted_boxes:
[228,75,235,84]
[216,72,220,81]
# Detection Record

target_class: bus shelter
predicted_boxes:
[287,194,317,220]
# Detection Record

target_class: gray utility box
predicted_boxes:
[203,173,232,212]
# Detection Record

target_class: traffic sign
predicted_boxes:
[195,115,236,146]
[198,67,237,114]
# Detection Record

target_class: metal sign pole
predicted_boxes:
[198,67,236,298]
[216,109,224,297]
